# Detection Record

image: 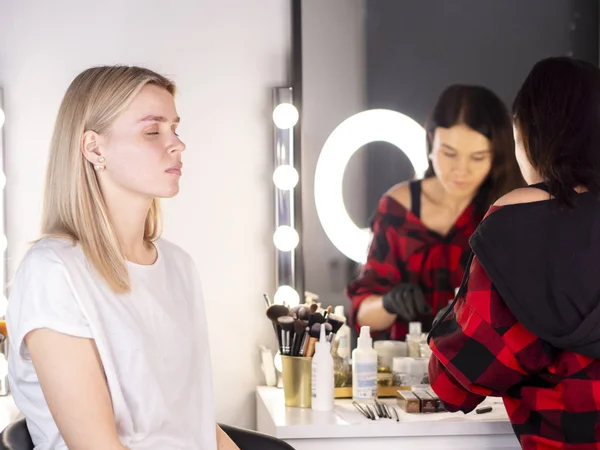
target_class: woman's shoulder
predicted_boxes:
[155,238,196,268]
[385,181,412,211]
[493,186,550,207]
[18,237,81,271]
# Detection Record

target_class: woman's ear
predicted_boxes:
[81,130,103,164]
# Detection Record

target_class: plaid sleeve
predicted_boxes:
[347,198,405,323]
[428,254,554,413]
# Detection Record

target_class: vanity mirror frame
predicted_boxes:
[270,0,304,305]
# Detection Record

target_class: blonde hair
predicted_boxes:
[41,66,176,293]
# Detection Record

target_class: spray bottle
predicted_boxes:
[312,323,334,411]
[352,326,377,401]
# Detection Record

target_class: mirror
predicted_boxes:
[295,0,599,316]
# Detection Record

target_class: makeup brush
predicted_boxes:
[306,322,323,358]
[324,305,333,319]
[300,326,310,356]
[310,303,318,314]
[308,312,325,330]
[266,304,290,322]
[326,313,345,343]
[277,316,295,356]
[291,319,308,356]
[289,306,300,320]
[297,306,310,321]
[263,293,272,309]
[266,304,290,351]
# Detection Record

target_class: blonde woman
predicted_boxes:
[5,67,239,449]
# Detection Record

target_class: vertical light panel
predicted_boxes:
[272,87,300,307]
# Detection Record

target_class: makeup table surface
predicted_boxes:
[256,386,520,450]
[0,395,21,430]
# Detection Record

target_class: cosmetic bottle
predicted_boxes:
[406,321,423,358]
[352,326,377,401]
[312,323,334,411]
[333,305,351,361]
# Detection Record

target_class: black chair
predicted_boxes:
[0,418,295,450]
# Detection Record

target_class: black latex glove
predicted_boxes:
[382,283,431,322]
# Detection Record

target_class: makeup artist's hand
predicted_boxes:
[382,282,431,322]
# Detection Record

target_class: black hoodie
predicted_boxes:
[470,187,600,359]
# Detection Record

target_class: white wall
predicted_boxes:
[0,0,289,429]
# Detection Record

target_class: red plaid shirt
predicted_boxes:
[347,194,479,339]
[429,205,600,450]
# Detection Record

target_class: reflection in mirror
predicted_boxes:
[297,0,599,344]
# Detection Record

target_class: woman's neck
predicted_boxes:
[426,177,474,214]
[102,187,155,264]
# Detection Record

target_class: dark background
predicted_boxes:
[364,0,599,216]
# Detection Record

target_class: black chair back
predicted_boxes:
[0,418,33,450]
[0,418,295,450]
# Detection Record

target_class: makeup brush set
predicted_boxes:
[264,293,346,357]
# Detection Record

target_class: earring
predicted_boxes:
[94,156,106,171]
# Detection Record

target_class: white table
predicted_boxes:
[0,395,20,431]
[256,386,520,449]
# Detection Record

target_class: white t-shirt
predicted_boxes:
[6,237,217,450]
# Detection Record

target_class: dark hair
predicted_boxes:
[513,56,600,205]
[425,85,525,216]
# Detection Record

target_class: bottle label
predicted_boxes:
[353,361,377,399]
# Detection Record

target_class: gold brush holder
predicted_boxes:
[281,356,312,408]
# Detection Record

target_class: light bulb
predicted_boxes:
[0,109,4,129]
[272,165,299,190]
[274,285,300,307]
[273,226,299,252]
[272,103,299,130]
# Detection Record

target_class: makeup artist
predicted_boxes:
[347,85,525,340]
[428,57,600,449]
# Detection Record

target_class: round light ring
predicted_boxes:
[314,109,428,264]
[273,103,299,130]
[273,226,299,252]
[274,285,300,307]
[273,165,299,190]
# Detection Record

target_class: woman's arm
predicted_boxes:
[26,329,127,450]
[427,255,554,412]
[216,425,240,449]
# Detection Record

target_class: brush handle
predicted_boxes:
[290,333,298,356]
[263,293,272,308]
[283,330,291,355]
[306,337,318,358]
[299,332,309,356]
[293,331,306,356]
